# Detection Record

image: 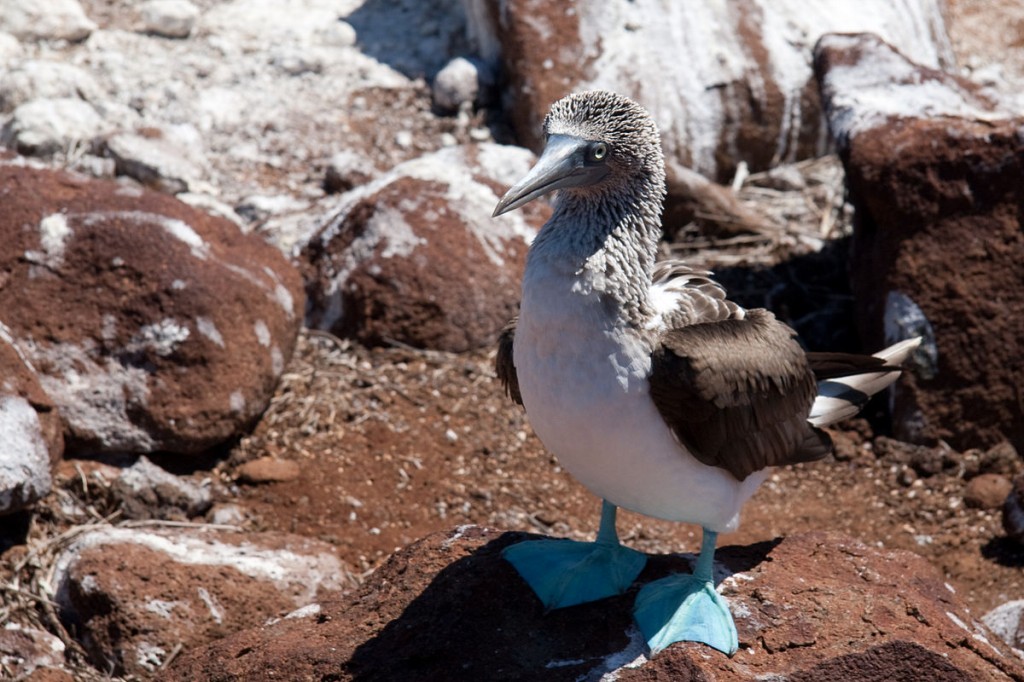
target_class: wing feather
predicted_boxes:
[649,308,832,481]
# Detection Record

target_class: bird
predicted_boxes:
[491,90,921,656]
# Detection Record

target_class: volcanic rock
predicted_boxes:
[0,162,305,456]
[466,0,952,183]
[54,526,356,677]
[0,323,62,514]
[815,32,1024,451]
[162,526,1023,681]
[300,143,545,352]
[110,456,213,520]
[0,623,67,679]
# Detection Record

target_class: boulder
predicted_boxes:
[0,162,305,456]
[300,143,546,352]
[815,33,1024,451]
[465,0,952,183]
[162,527,1023,681]
[53,526,357,677]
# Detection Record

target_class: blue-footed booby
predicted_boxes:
[492,90,920,655]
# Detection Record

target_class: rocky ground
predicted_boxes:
[2,0,1024,680]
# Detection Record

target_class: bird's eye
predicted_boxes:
[589,142,608,162]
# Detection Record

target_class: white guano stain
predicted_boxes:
[50,527,349,609]
[127,319,190,357]
[197,587,224,624]
[29,213,73,270]
[196,317,225,348]
[253,320,271,347]
[21,337,154,452]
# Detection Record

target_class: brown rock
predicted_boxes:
[301,143,546,352]
[0,623,66,679]
[468,2,951,183]
[54,526,356,677]
[0,162,305,456]
[162,527,1023,681]
[815,33,1024,452]
[235,456,301,484]
[964,474,1013,510]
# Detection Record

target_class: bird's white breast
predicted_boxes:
[515,258,765,533]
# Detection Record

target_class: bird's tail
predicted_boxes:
[806,337,922,427]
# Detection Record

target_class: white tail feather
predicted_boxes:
[808,337,922,427]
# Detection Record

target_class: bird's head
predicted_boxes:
[493,90,665,217]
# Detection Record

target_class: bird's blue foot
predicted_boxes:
[503,501,646,609]
[633,572,738,655]
[503,537,646,609]
[633,527,738,655]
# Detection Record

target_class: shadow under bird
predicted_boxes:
[492,90,921,655]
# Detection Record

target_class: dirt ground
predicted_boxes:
[204,328,1021,620]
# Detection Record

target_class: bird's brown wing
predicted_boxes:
[648,309,832,481]
[495,316,522,405]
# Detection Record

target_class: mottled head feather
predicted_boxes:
[544,90,665,189]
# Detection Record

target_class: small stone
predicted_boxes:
[981,441,1020,476]
[0,0,96,42]
[432,56,489,114]
[139,0,199,39]
[111,455,212,520]
[236,456,301,484]
[2,97,103,156]
[207,502,245,525]
[394,130,414,148]
[964,474,1013,510]
[235,194,310,223]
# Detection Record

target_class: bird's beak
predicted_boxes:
[492,135,606,217]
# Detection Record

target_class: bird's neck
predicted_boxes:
[527,188,663,327]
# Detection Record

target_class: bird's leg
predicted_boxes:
[502,500,647,610]
[633,527,738,655]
